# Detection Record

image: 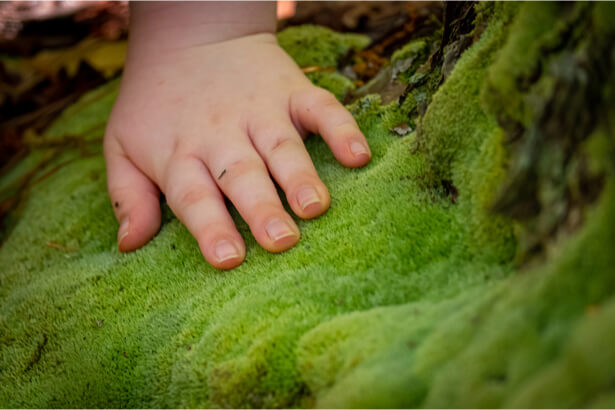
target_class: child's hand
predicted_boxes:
[104,2,371,269]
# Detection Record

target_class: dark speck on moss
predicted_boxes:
[488,373,508,383]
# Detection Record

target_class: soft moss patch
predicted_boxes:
[303,71,355,102]
[277,25,370,101]
[277,25,370,68]
[2,4,615,408]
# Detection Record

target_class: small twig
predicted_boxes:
[301,66,336,74]
[45,241,75,252]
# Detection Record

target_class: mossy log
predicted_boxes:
[1,2,614,408]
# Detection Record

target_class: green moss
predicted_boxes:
[2,6,615,408]
[277,25,370,68]
[419,2,518,259]
[305,71,355,101]
[593,2,615,37]
[391,39,428,64]
[44,78,120,141]
[481,2,587,128]
[276,25,368,101]
[421,2,515,183]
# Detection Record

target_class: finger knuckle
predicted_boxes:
[253,123,293,149]
[171,185,212,209]
[269,135,301,156]
[103,132,120,157]
[221,158,265,182]
[292,87,337,110]
[312,89,339,108]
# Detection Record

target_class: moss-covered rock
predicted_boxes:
[1,3,615,408]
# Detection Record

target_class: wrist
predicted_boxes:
[128,1,276,55]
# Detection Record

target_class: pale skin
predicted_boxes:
[104,2,371,269]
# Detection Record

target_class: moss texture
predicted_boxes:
[1,3,615,408]
[278,25,369,102]
[277,25,370,68]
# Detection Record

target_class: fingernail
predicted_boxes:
[350,141,369,156]
[118,217,130,248]
[297,186,321,212]
[215,240,240,263]
[265,218,297,242]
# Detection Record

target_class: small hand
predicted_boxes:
[104,33,371,269]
